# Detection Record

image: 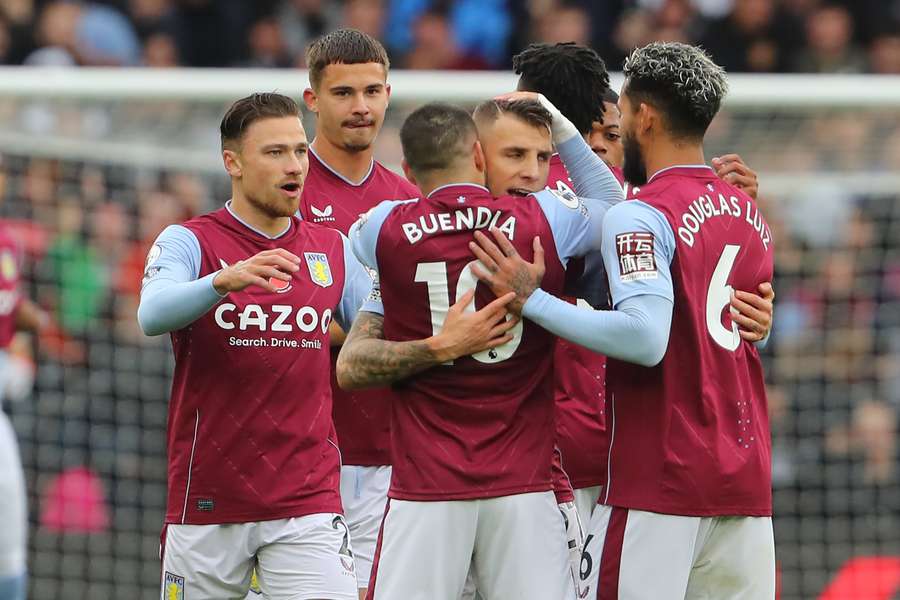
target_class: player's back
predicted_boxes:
[372,184,568,501]
[605,166,774,517]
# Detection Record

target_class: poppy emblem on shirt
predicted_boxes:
[304,252,333,288]
[269,274,292,294]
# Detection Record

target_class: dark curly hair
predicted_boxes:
[513,42,611,135]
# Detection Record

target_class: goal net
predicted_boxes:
[0,68,897,600]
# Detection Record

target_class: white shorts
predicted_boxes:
[370,491,575,600]
[580,505,775,599]
[340,465,390,590]
[162,514,358,600]
[0,413,26,579]
[573,486,602,530]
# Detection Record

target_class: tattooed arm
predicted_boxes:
[335,290,518,390]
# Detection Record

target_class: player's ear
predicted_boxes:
[473,139,486,174]
[401,158,417,186]
[385,83,392,106]
[302,88,318,114]
[223,149,242,178]
[637,102,654,137]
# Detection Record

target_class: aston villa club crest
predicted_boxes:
[304,252,333,288]
[164,572,184,600]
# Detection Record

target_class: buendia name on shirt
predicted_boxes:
[401,206,517,244]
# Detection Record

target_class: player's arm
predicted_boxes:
[334,232,380,333]
[335,292,518,390]
[711,153,775,343]
[14,298,49,333]
[136,225,300,336]
[471,201,677,366]
[539,94,623,211]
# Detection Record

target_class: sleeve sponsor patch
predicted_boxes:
[366,272,382,304]
[549,181,581,210]
[615,232,658,281]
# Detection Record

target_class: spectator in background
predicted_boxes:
[342,0,385,39]
[868,30,900,74]
[278,0,342,62]
[127,0,174,39]
[241,18,292,68]
[792,3,868,73]
[533,0,592,46]
[166,0,251,67]
[141,31,179,67]
[386,0,510,68]
[76,4,141,66]
[700,0,795,73]
[403,8,490,70]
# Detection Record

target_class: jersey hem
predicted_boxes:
[605,498,772,518]
[388,482,552,501]
[163,500,343,526]
[339,453,391,467]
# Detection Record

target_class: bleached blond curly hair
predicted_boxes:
[623,42,728,139]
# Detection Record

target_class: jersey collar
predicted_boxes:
[309,145,375,187]
[225,200,292,240]
[426,183,491,199]
[646,164,714,184]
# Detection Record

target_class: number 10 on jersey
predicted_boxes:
[415,261,524,364]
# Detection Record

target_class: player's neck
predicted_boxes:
[644,142,706,182]
[415,167,486,197]
[311,136,374,184]
[229,194,291,238]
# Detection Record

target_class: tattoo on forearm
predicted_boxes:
[337,311,441,389]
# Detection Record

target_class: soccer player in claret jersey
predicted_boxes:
[137,93,372,600]
[473,42,776,599]
[511,42,774,532]
[300,30,420,597]
[337,102,623,600]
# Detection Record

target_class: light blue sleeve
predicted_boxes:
[348,200,406,316]
[556,135,624,209]
[347,200,405,270]
[519,200,677,366]
[136,224,225,336]
[335,233,380,329]
[532,188,604,265]
[601,200,676,306]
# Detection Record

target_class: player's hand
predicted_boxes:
[712,154,759,199]
[470,229,545,315]
[730,281,774,342]
[212,248,301,295]
[429,289,519,362]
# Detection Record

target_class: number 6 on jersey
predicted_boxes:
[416,260,524,363]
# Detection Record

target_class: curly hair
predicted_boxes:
[623,42,728,140]
[513,42,610,135]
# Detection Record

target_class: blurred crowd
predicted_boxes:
[1,0,900,73]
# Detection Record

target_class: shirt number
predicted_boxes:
[415,261,523,364]
[706,244,741,351]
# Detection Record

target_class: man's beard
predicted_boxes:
[342,141,372,153]
[622,131,648,186]
[247,191,297,219]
